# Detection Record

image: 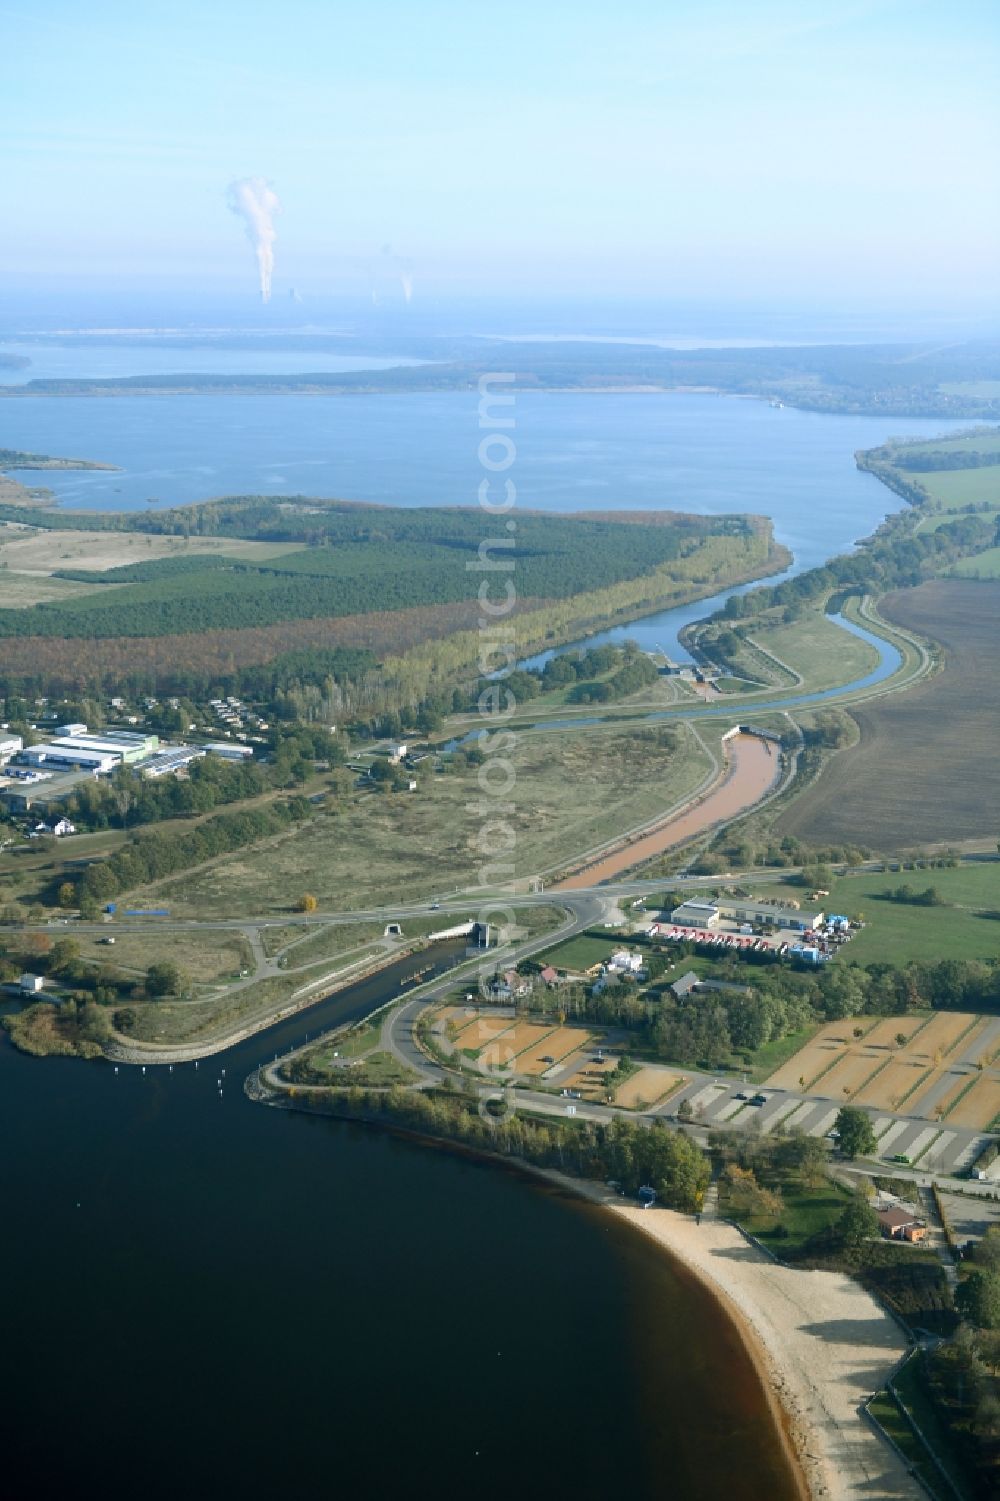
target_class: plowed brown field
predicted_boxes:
[777,580,1000,849]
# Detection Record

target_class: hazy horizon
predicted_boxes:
[6,0,999,315]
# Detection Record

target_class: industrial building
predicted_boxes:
[670,897,824,932]
[20,744,120,774]
[669,900,721,929]
[202,742,254,762]
[0,771,97,814]
[0,734,24,764]
[49,730,158,764]
[141,746,206,778]
[14,726,159,775]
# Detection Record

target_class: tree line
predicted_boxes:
[283,1082,710,1212]
[521,943,1000,1075]
[73,794,313,909]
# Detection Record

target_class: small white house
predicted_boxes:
[608,949,644,974]
[387,742,408,764]
[19,974,44,994]
[35,818,75,838]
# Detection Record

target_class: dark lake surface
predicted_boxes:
[0,952,802,1501]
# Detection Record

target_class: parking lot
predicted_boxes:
[655,1073,996,1179]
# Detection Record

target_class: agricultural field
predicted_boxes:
[0,522,306,607]
[515,1025,593,1075]
[767,1011,1000,1127]
[746,611,879,692]
[913,465,1000,510]
[614,1066,685,1110]
[950,546,1000,579]
[777,579,1000,849]
[947,1076,1000,1130]
[444,1009,594,1076]
[121,723,708,917]
[0,573,117,607]
[764,862,1000,965]
[891,431,1000,460]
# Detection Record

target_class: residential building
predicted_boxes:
[877,1208,927,1243]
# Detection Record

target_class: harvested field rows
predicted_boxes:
[491,1021,550,1059]
[777,579,1000,849]
[436,1005,476,1031]
[862,1016,927,1050]
[455,1014,512,1052]
[766,1021,874,1090]
[855,1059,931,1111]
[615,1069,685,1109]
[906,1012,982,1065]
[815,1052,886,1100]
[517,1028,591,1074]
[908,1070,970,1118]
[768,1011,995,1118]
[949,1077,1000,1130]
[558,1065,610,1097]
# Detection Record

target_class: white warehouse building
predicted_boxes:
[19,744,119,774]
[0,734,24,764]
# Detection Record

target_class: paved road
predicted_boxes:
[26,858,891,946]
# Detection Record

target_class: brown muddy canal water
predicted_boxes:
[559,733,780,888]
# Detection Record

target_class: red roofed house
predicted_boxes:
[877,1207,927,1243]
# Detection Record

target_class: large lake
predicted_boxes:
[0,956,802,1501]
[2,392,960,577]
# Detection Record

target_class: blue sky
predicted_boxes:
[5,0,999,307]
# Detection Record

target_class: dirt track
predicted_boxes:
[777,579,1000,849]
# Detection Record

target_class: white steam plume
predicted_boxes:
[371,243,414,306]
[227,177,280,302]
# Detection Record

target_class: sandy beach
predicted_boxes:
[601,1197,921,1501]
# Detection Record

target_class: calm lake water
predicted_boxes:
[2,392,961,577]
[0,953,801,1501]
